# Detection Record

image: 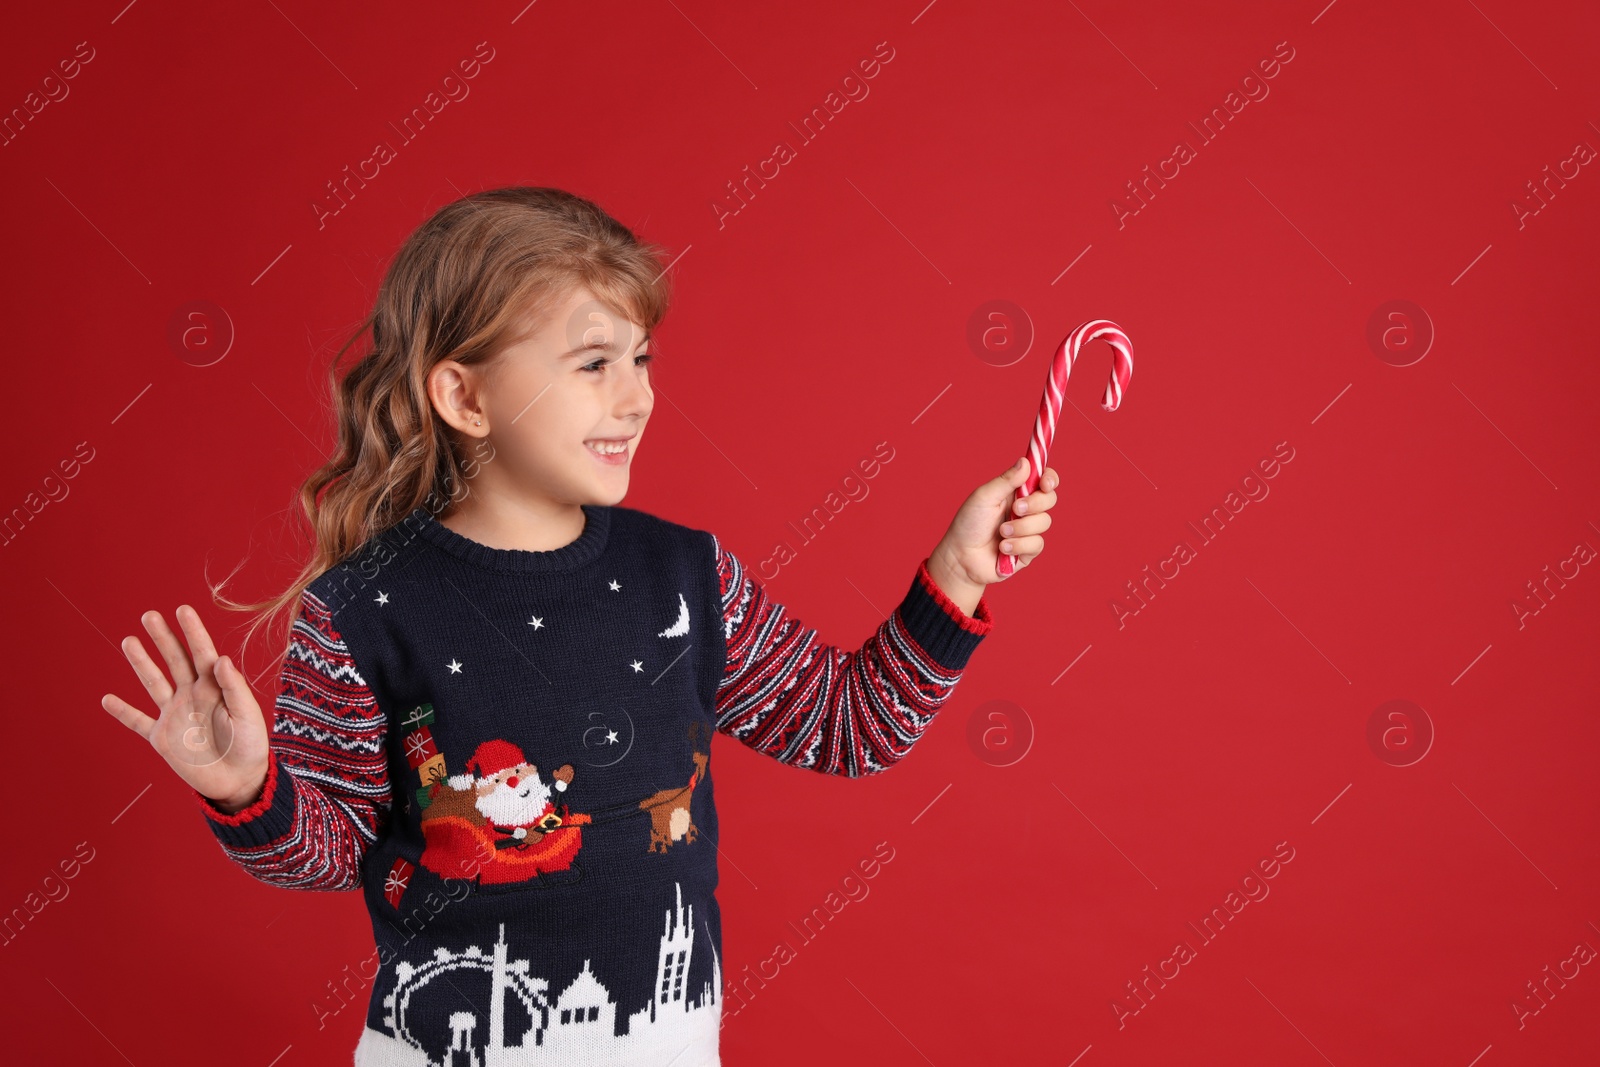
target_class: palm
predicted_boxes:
[151,669,264,793]
[945,490,1013,580]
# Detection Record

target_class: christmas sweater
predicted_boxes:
[193,503,993,1067]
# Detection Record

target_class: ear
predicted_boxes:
[427,359,493,438]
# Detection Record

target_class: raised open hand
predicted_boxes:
[101,605,272,814]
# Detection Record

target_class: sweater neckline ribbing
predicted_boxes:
[408,503,611,574]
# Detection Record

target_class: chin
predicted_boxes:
[594,480,630,506]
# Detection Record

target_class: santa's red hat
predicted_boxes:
[466,739,529,781]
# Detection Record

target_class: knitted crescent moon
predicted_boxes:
[657,592,690,638]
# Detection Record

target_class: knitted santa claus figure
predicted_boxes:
[446,739,569,842]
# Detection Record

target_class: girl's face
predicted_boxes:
[438,284,655,509]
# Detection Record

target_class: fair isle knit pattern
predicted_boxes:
[199,594,391,891]
[192,503,993,1067]
[713,536,988,776]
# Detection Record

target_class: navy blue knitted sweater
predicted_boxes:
[195,502,994,1066]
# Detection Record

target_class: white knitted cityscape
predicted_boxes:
[354,882,722,1066]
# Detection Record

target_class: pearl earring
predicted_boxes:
[474,419,482,426]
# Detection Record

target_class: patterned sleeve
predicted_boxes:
[189,588,392,891]
[712,535,995,777]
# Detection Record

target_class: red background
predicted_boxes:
[4,1,1598,1064]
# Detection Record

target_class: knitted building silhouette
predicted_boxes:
[362,882,721,1066]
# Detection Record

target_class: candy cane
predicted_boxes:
[997,319,1134,578]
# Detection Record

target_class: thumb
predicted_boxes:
[975,456,1030,509]
[995,455,1030,493]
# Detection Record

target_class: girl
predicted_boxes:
[101,187,1059,1067]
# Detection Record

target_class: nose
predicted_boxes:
[506,775,519,788]
[612,354,653,421]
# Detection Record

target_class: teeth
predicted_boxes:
[587,440,628,455]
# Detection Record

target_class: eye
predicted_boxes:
[581,352,654,374]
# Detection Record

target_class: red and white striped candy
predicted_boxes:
[997,319,1133,578]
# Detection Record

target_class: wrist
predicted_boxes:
[211,764,270,815]
[926,547,986,618]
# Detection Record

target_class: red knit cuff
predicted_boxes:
[193,752,281,826]
[916,558,995,635]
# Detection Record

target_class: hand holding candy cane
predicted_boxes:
[926,456,1062,617]
[996,320,1133,578]
[926,320,1133,612]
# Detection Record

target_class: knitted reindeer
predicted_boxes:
[639,720,711,853]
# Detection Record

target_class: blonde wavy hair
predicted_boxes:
[212,187,674,686]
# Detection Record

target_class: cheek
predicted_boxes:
[491,368,555,414]
[504,378,590,434]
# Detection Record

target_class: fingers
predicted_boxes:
[175,604,220,677]
[998,512,1052,540]
[1012,488,1056,516]
[1012,466,1060,516]
[213,655,252,720]
[120,633,176,705]
[998,533,1047,560]
[100,692,157,741]
[141,608,198,689]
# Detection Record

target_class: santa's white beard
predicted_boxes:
[476,780,552,826]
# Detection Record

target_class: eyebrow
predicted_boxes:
[561,331,652,359]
